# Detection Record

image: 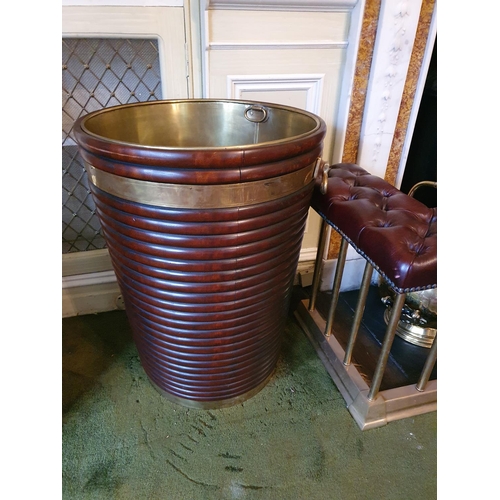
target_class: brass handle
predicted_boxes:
[320,161,331,195]
[244,105,269,123]
[313,158,331,195]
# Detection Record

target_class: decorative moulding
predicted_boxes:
[227,74,325,115]
[62,281,122,318]
[209,42,348,51]
[62,270,117,289]
[62,1,183,6]
[299,248,321,263]
[62,248,113,277]
[206,0,358,11]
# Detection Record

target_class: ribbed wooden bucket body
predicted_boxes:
[74,99,326,408]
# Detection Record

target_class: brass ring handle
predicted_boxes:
[244,105,269,123]
[320,161,331,195]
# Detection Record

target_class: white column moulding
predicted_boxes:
[395,5,437,189]
[356,0,423,178]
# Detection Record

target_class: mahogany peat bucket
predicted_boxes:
[73,99,326,408]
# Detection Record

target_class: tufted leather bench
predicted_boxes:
[312,163,437,293]
[308,163,437,400]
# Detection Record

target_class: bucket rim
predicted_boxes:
[75,98,326,152]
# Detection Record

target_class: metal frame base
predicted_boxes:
[294,299,437,430]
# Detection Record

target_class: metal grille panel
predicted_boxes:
[62,38,162,253]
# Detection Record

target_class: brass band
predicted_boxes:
[85,162,315,209]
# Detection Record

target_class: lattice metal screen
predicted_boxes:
[62,38,162,253]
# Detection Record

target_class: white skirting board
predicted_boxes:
[61,251,373,318]
[62,278,123,318]
[62,249,319,318]
[319,256,381,292]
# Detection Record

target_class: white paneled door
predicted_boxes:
[204,6,353,262]
[62,1,362,316]
[62,3,189,316]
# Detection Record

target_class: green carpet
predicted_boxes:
[62,298,437,499]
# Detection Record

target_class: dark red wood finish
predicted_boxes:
[74,100,326,407]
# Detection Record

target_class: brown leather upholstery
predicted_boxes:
[311,163,437,293]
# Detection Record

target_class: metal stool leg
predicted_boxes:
[309,218,329,312]
[367,292,406,401]
[343,262,374,365]
[416,335,437,391]
[324,238,348,336]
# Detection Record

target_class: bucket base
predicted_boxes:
[148,371,276,410]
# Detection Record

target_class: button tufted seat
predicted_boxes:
[307,162,437,403]
[311,163,437,293]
